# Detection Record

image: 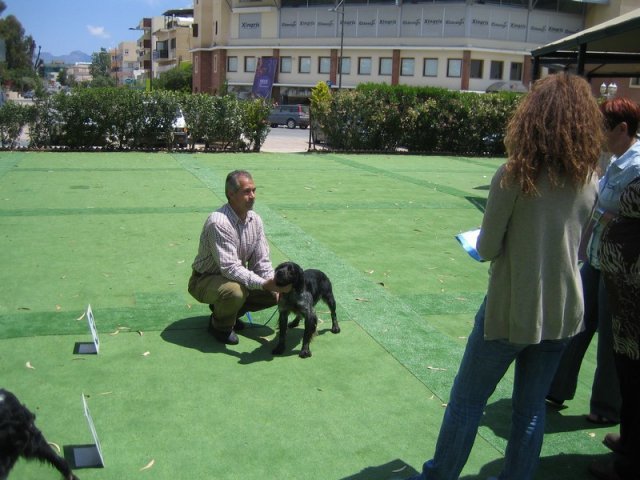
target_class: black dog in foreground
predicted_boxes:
[0,389,79,480]
[272,261,340,358]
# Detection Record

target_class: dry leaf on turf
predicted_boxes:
[25,361,35,369]
[427,366,446,371]
[392,466,407,473]
[140,459,155,471]
[142,351,150,356]
[76,312,86,321]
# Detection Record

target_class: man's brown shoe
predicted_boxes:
[210,328,239,345]
[208,314,239,345]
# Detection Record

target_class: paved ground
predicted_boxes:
[261,126,314,152]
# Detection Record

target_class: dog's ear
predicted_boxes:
[291,263,305,290]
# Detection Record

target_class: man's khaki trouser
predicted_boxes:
[188,271,277,331]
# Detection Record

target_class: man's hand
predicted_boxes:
[262,277,292,294]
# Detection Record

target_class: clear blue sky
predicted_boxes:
[4,0,192,56]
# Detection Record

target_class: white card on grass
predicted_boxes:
[72,394,105,468]
[74,305,99,354]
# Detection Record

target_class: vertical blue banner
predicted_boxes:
[252,56,278,99]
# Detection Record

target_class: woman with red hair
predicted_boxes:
[587,98,640,480]
[548,97,640,431]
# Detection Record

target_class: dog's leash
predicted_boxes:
[244,307,278,327]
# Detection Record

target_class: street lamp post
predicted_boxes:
[329,0,345,90]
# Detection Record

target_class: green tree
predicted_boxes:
[89,48,115,87]
[154,62,192,93]
[241,98,270,152]
[0,2,40,92]
[0,9,35,70]
[57,68,76,87]
[310,81,331,143]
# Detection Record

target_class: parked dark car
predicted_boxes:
[268,104,309,129]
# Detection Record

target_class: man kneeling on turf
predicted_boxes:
[188,170,291,345]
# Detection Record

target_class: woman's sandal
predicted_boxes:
[603,433,625,454]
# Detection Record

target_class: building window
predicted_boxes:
[280,56,292,73]
[490,61,503,80]
[447,59,462,78]
[358,57,372,75]
[379,57,392,76]
[423,58,438,77]
[299,56,311,74]
[192,24,199,37]
[244,56,256,73]
[319,57,331,74]
[470,59,483,79]
[510,62,523,81]
[631,77,640,87]
[339,57,351,75]
[401,58,415,76]
[227,56,238,72]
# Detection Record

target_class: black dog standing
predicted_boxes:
[272,262,340,358]
[0,389,79,480]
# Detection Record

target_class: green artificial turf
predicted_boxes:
[0,151,616,479]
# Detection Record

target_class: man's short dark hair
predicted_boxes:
[225,170,253,200]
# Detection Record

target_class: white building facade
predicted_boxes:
[191,0,606,102]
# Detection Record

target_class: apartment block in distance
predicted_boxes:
[110,41,137,86]
[192,0,626,103]
[131,17,163,88]
[154,9,195,76]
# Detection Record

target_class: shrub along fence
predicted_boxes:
[310,82,522,156]
[0,88,270,152]
[1,84,522,155]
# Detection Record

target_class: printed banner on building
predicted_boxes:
[251,57,278,99]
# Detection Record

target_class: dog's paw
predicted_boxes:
[272,344,285,355]
[299,348,312,358]
[288,320,300,329]
[331,325,341,334]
